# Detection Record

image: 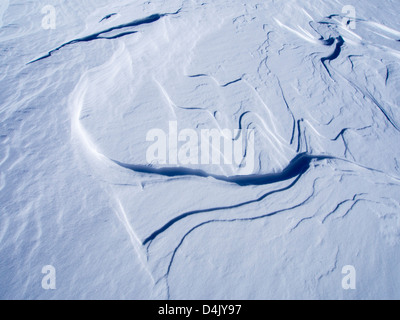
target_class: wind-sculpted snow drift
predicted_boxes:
[28,10,181,64]
[1,0,400,299]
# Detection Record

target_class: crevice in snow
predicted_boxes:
[28,9,182,64]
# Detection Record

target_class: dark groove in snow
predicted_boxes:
[321,36,345,77]
[296,119,303,152]
[322,193,366,223]
[238,111,251,130]
[221,77,243,87]
[114,153,332,188]
[163,181,318,298]
[28,10,181,64]
[142,153,331,245]
[385,66,390,85]
[100,13,117,23]
[320,37,335,46]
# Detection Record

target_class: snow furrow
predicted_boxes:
[28,9,182,64]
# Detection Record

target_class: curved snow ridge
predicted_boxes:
[28,9,182,64]
[62,1,400,298]
[160,177,320,298]
[113,152,332,187]
[99,13,117,23]
[308,18,400,133]
[141,155,330,246]
[321,36,345,76]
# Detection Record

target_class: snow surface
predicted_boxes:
[1,0,400,299]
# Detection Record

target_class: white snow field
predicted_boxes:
[1,0,400,299]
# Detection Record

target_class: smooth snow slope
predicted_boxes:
[1,0,400,299]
